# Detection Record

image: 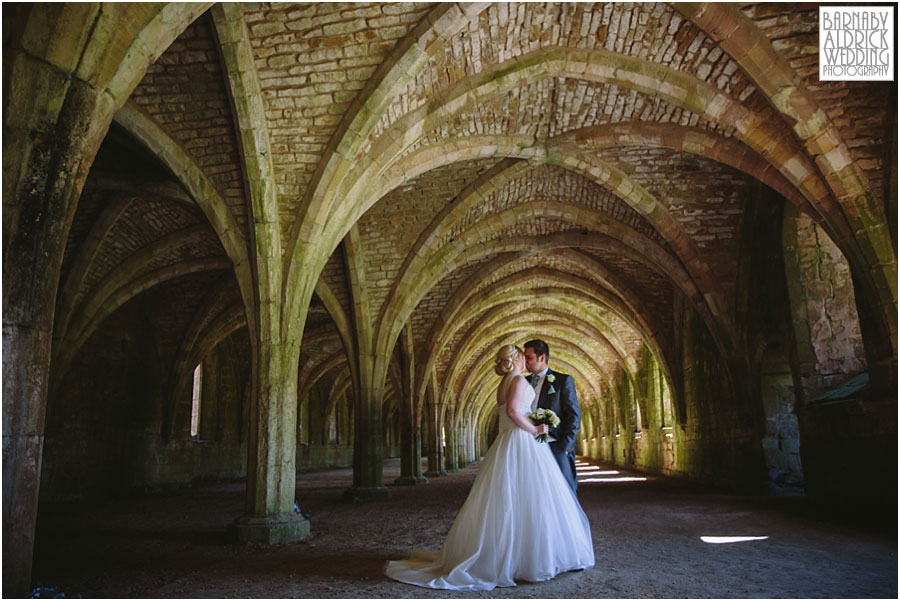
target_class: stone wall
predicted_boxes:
[783,208,867,402]
[296,444,353,471]
[298,379,355,471]
[581,301,767,493]
[40,301,249,503]
[782,207,896,510]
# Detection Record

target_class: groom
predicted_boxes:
[524,339,580,493]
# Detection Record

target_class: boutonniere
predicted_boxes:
[546,374,556,394]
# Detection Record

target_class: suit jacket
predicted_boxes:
[536,368,580,454]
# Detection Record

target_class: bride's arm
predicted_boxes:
[505,376,549,436]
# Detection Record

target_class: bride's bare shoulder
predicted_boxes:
[498,372,524,390]
[496,373,522,404]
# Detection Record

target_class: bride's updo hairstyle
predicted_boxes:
[494,344,523,376]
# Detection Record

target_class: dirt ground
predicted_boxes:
[32,458,897,599]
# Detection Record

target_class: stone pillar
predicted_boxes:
[307,383,328,446]
[3,31,117,594]
[216,338,243,446]
[3,322,51,598]
[211,1,309,540]
[423,380,447,478]
[456,422,469,466]
[444,422,460,472]
[340,225,390,502]
[464,422,476,465]
[395,326,427,485]
[476,423,486,458]
[344,355,391,501]
[233,345,309,542]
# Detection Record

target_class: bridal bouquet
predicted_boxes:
[528,408,560,443]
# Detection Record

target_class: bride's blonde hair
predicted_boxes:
[494,344,524,376]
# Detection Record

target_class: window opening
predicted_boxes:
[191,363,202,439]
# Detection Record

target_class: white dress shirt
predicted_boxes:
[530,367,549,412]
[531,367,557,442]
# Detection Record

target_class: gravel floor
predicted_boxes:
[32,458,897,598]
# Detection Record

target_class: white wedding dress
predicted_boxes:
[385,373,595,591]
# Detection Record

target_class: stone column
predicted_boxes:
[339,224,390,501]
[216,338,243,446]
[3,35,117,594]
[395,326,427,485]
[423,380,447,478]
[307,383,328,446]
[464,423,476,465]
[455,422,467,466]
[209,1,310,541]
[344,355,391,501]
[233,344,309,542]
[444,422,460,472]
[459,434,469,467]
[3,319,51,599]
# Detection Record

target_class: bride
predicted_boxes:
[385,344,594,591]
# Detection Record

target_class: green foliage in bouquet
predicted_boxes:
[528,407,560,443]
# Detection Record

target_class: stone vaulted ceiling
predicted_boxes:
[55,2,895,426]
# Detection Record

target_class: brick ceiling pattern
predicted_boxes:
[55,2,892,419]
[442,164,668,247]
[130,14,249,236]
[245,2,433,241]
[369,2,767,145]
[357,158,498,318]
[742,3,889,207]
[413,255,495,354]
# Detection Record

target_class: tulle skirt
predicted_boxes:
[385,425,594,591]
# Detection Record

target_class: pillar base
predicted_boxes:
[233,512,309,544]
[343,486,391,502]
[394,475,429,486]
[424,469,449,478]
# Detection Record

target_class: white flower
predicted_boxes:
[528,408,560,442]
[546,374,556,383]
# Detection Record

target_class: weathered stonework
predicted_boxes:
[785,209,868,401]
[4,5,895,597]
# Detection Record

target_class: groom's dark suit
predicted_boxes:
[536,368,580,493]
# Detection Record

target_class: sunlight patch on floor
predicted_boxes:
[700,536,769,544]
[575,460,647,483]
[579,476,648,483]
[577,467,622,475]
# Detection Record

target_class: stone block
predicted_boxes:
[6,55,71,132]
[251,21,287,38]
[233,512,310,543]
[323,19,368,36]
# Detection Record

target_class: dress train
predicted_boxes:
[385,377,594,591]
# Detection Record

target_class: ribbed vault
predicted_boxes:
[4,4,896,590]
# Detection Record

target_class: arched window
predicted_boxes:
[190,363,202,439]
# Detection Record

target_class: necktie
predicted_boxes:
[531,374,540,388]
